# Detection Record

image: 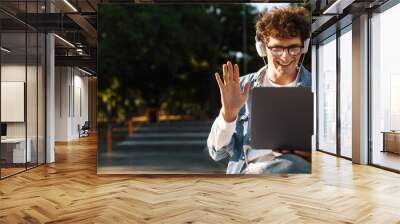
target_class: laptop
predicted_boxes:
[250,87,313,150]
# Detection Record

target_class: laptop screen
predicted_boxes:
[250,87,313,150]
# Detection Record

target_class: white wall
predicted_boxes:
[1,64,28,138]
[55,66,89,141]
[55,66,69,141]
[1,63,46,164]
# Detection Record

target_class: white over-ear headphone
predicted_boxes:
[255,35,310,58]
[255,36,268,57]
[302,38,310,54]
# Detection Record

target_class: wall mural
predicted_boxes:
[97,3,313,175]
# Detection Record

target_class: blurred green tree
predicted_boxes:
[98,4,263,123]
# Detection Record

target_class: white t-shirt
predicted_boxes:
[259,66,300,87]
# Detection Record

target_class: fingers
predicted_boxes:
[272,149,311,159]
[273,149,291,154]
[241,81,251,96]
[233,64,239,82]
[215,72,223,89]
[227,61,234,83]
[220,61,237,85]
[223,64,229,85]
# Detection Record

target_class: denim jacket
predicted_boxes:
[207,65,312,174]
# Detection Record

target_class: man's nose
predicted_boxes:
[280,49,291,61]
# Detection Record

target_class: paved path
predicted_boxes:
[98,121,227,174]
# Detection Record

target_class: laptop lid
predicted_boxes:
[250,87,313,150]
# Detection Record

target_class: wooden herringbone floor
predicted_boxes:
[1,135,400,224]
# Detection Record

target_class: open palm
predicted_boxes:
[215,61,251,122]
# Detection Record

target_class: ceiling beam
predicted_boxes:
[55,55,96,70]
[67,13,97,46]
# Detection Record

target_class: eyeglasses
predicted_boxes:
[267,45,303,57]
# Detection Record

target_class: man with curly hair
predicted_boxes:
[207,6,312,174]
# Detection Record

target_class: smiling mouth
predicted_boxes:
[277,61,292,67]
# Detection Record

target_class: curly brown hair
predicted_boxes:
[255,6,310,44]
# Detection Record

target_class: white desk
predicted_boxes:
[1,138,31,163]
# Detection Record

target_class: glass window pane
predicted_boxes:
[318,35,337,154]
[1,0,46,179]
[371,3,400,171]
[38,33,45,165]
[27,31,38,169]
[339,27,352,158]
[26,0,39,169]
[1,31,27,177]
